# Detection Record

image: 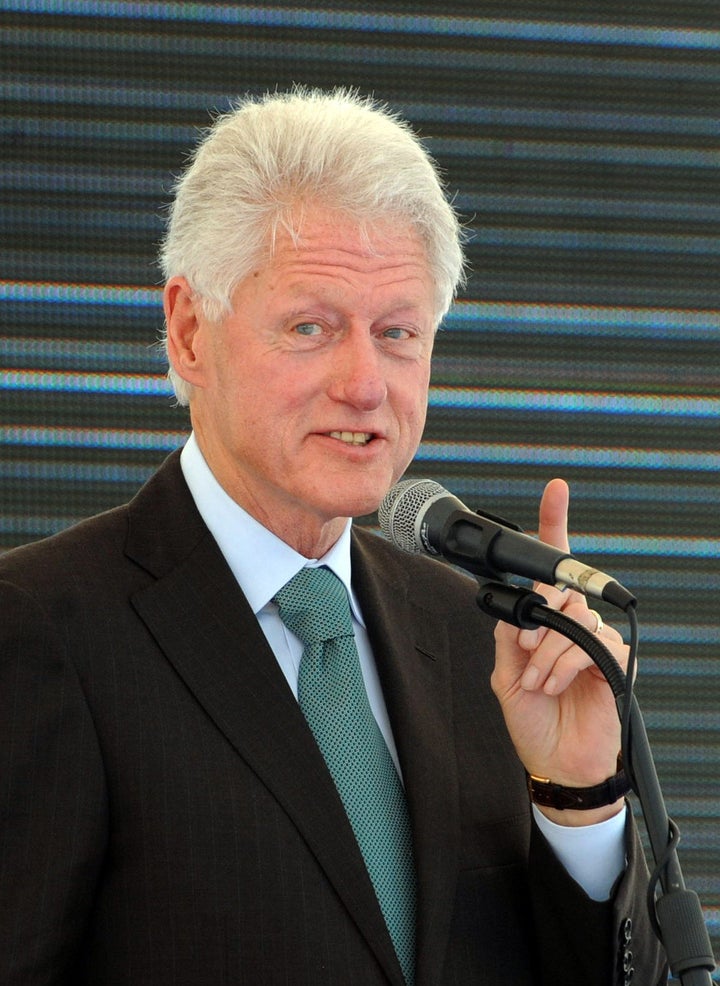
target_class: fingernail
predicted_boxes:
[545,674,558,695]
[521,666,539,690]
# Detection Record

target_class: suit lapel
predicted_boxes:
[352,530,461,986]
[125,456,406,985]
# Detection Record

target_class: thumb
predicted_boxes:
[538,478,570,552]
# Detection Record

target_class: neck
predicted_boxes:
[259,513,349,560]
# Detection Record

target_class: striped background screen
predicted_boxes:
[2,1,719,971]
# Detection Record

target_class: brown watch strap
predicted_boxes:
[527,757,631,810]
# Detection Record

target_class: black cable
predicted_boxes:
[621,601,640,788]
[647,818,682,940]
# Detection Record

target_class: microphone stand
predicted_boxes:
[476,581,716,986]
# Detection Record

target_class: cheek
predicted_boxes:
[401,367,431,430]
[407,405,428,448]
[238,379,308,449]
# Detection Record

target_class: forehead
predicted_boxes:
[265,206,433,288]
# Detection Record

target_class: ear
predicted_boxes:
[163,277,209,390]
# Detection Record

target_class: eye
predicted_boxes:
[382,326,411,340]
[294,322,323,337]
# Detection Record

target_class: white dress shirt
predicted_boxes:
[180,433,625,901]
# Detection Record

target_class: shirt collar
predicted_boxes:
[180,434,364,624]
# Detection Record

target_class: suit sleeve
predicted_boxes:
[529,804,668,985]
[0,579,107,985]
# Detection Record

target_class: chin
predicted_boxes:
[319,488,386,522]
[310,463,401,522]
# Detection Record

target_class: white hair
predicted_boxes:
[159,86,465,405]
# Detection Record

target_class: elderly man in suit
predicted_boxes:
[0,88,666,985]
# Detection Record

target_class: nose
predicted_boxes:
[327,328,388,411]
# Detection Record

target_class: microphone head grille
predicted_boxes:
[378,477,445,553]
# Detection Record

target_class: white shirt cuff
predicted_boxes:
[532,803,627,901]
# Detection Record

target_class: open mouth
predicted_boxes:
[328,431,374,446]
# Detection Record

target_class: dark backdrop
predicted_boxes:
[2,1,719,973]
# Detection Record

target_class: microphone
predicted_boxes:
[378,478,636,609]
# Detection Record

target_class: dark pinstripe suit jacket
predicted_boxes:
[0,452,666,985]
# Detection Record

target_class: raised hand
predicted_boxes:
[491,478,628,825]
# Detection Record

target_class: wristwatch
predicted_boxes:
[527,756,631,810]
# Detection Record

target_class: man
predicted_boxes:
[0,88,666,984]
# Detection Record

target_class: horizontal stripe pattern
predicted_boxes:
[2,1,718,956]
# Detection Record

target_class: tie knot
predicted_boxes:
[274,566,354,645]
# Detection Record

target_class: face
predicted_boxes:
[166,207,437,554]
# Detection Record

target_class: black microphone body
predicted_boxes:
[378,478,636,610]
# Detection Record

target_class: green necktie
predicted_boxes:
[274,565,417,984]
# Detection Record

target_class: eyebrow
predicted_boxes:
[282,286,434,319]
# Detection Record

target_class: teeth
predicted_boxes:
[329,431,373,445]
